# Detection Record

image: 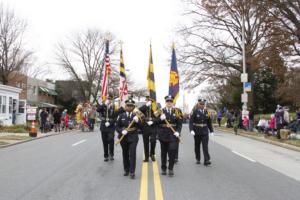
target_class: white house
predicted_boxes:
[0,84,26,126]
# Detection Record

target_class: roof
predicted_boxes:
[0,84,22,94]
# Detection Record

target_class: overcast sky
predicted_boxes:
[3,0,200,111]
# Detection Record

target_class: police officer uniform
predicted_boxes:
[189,98,213,166]
[97,96,120,162]
[116,99,140,179]
[157,95,182,176]
[139,96,157,162]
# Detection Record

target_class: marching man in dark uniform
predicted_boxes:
[116,99,141,179]
[157,95,182,176]
[139,96,157,162]
[97,95,119,162]
[189,98,214,166]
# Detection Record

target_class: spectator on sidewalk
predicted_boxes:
[242,115,249,130]
[217,110,222,127]
[53,108,61,132]
[275,105,284,139]
[88,105,97,131]
[257,116,268,133]
[248,107,254,132]
[296,107,300,132]
[40,108,48,133]
[283,106,290,127]
[268,114,276,135]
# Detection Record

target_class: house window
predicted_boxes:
[19,100,25,113]
[9,97,13,114]
[0,96,6,114]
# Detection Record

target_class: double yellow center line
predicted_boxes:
[139,160,164,200]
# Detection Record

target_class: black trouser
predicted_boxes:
[217,118,221,127]
[142,130,156,159]
[276,124,282,139]
[101,131,114,158]
[194,134,210,162]
[41,120,46,133]
[89,118,95,131]
[121,139,138,173]
[175,145,179,160]
[160,140,177,171]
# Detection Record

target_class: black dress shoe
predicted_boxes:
[204,161,211,166]
[161,170,167,175]
[143,159,149,162]
[130,173,135,179]
[150,155,156,161]
[196,160,201,164]
[168,170,174,176]
[104,158,109,162]
[109,155,114,161]
[124,171,129,176]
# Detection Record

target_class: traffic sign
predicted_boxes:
[241,93,248,103]
[244,82,252,92]
[241,73,248,82]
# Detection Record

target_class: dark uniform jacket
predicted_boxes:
[97,104,123,132]
[189,108,213,135]
[157,107,182,142]
[116,112,141,143]
[139,104,157,132]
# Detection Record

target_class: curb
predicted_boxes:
[215,127,300,153]
[0,130,72,149]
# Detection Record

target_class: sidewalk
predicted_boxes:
[0,130,71,148]
[215,126,300,153]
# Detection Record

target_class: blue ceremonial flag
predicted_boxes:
[168,44,180,104]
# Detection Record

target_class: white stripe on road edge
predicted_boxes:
[232,150,256,163]
[72,139,87,147]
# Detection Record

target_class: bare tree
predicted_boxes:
[262,0,300,61]
[56,29,117,102]
[0,4,32,85]
[178,0,286,107]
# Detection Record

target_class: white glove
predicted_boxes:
[122,130,128,135]
[160,114,166,120]
[174,132,180,138]
[147,121,153,126]
[146,101,152,107]
[190,130,195,136]
[105,122,110,127]
[133,116,139,122]
[210,132,215,136]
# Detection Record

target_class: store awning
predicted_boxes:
[39,87,58,96]
[27,101,58,108]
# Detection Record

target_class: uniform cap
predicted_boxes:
[125,99,135,106]
[198,98,206,104]
[165,95,174,101]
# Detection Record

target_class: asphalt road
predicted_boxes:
[0,125,299,200]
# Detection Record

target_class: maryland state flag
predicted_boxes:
[119,47,128,101]
[147,45,157,112]
[168,44,180,104]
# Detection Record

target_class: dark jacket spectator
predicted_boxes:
[53,109,62,124]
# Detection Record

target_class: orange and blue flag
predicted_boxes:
[168,44,179,104]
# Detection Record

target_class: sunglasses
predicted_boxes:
[166,100,173,103]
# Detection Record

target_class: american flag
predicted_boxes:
[101,41,112,102]
[119,47,128,101]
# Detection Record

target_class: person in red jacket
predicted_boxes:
[268,114,276,135]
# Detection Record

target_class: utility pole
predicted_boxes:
[241,2,249,117]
